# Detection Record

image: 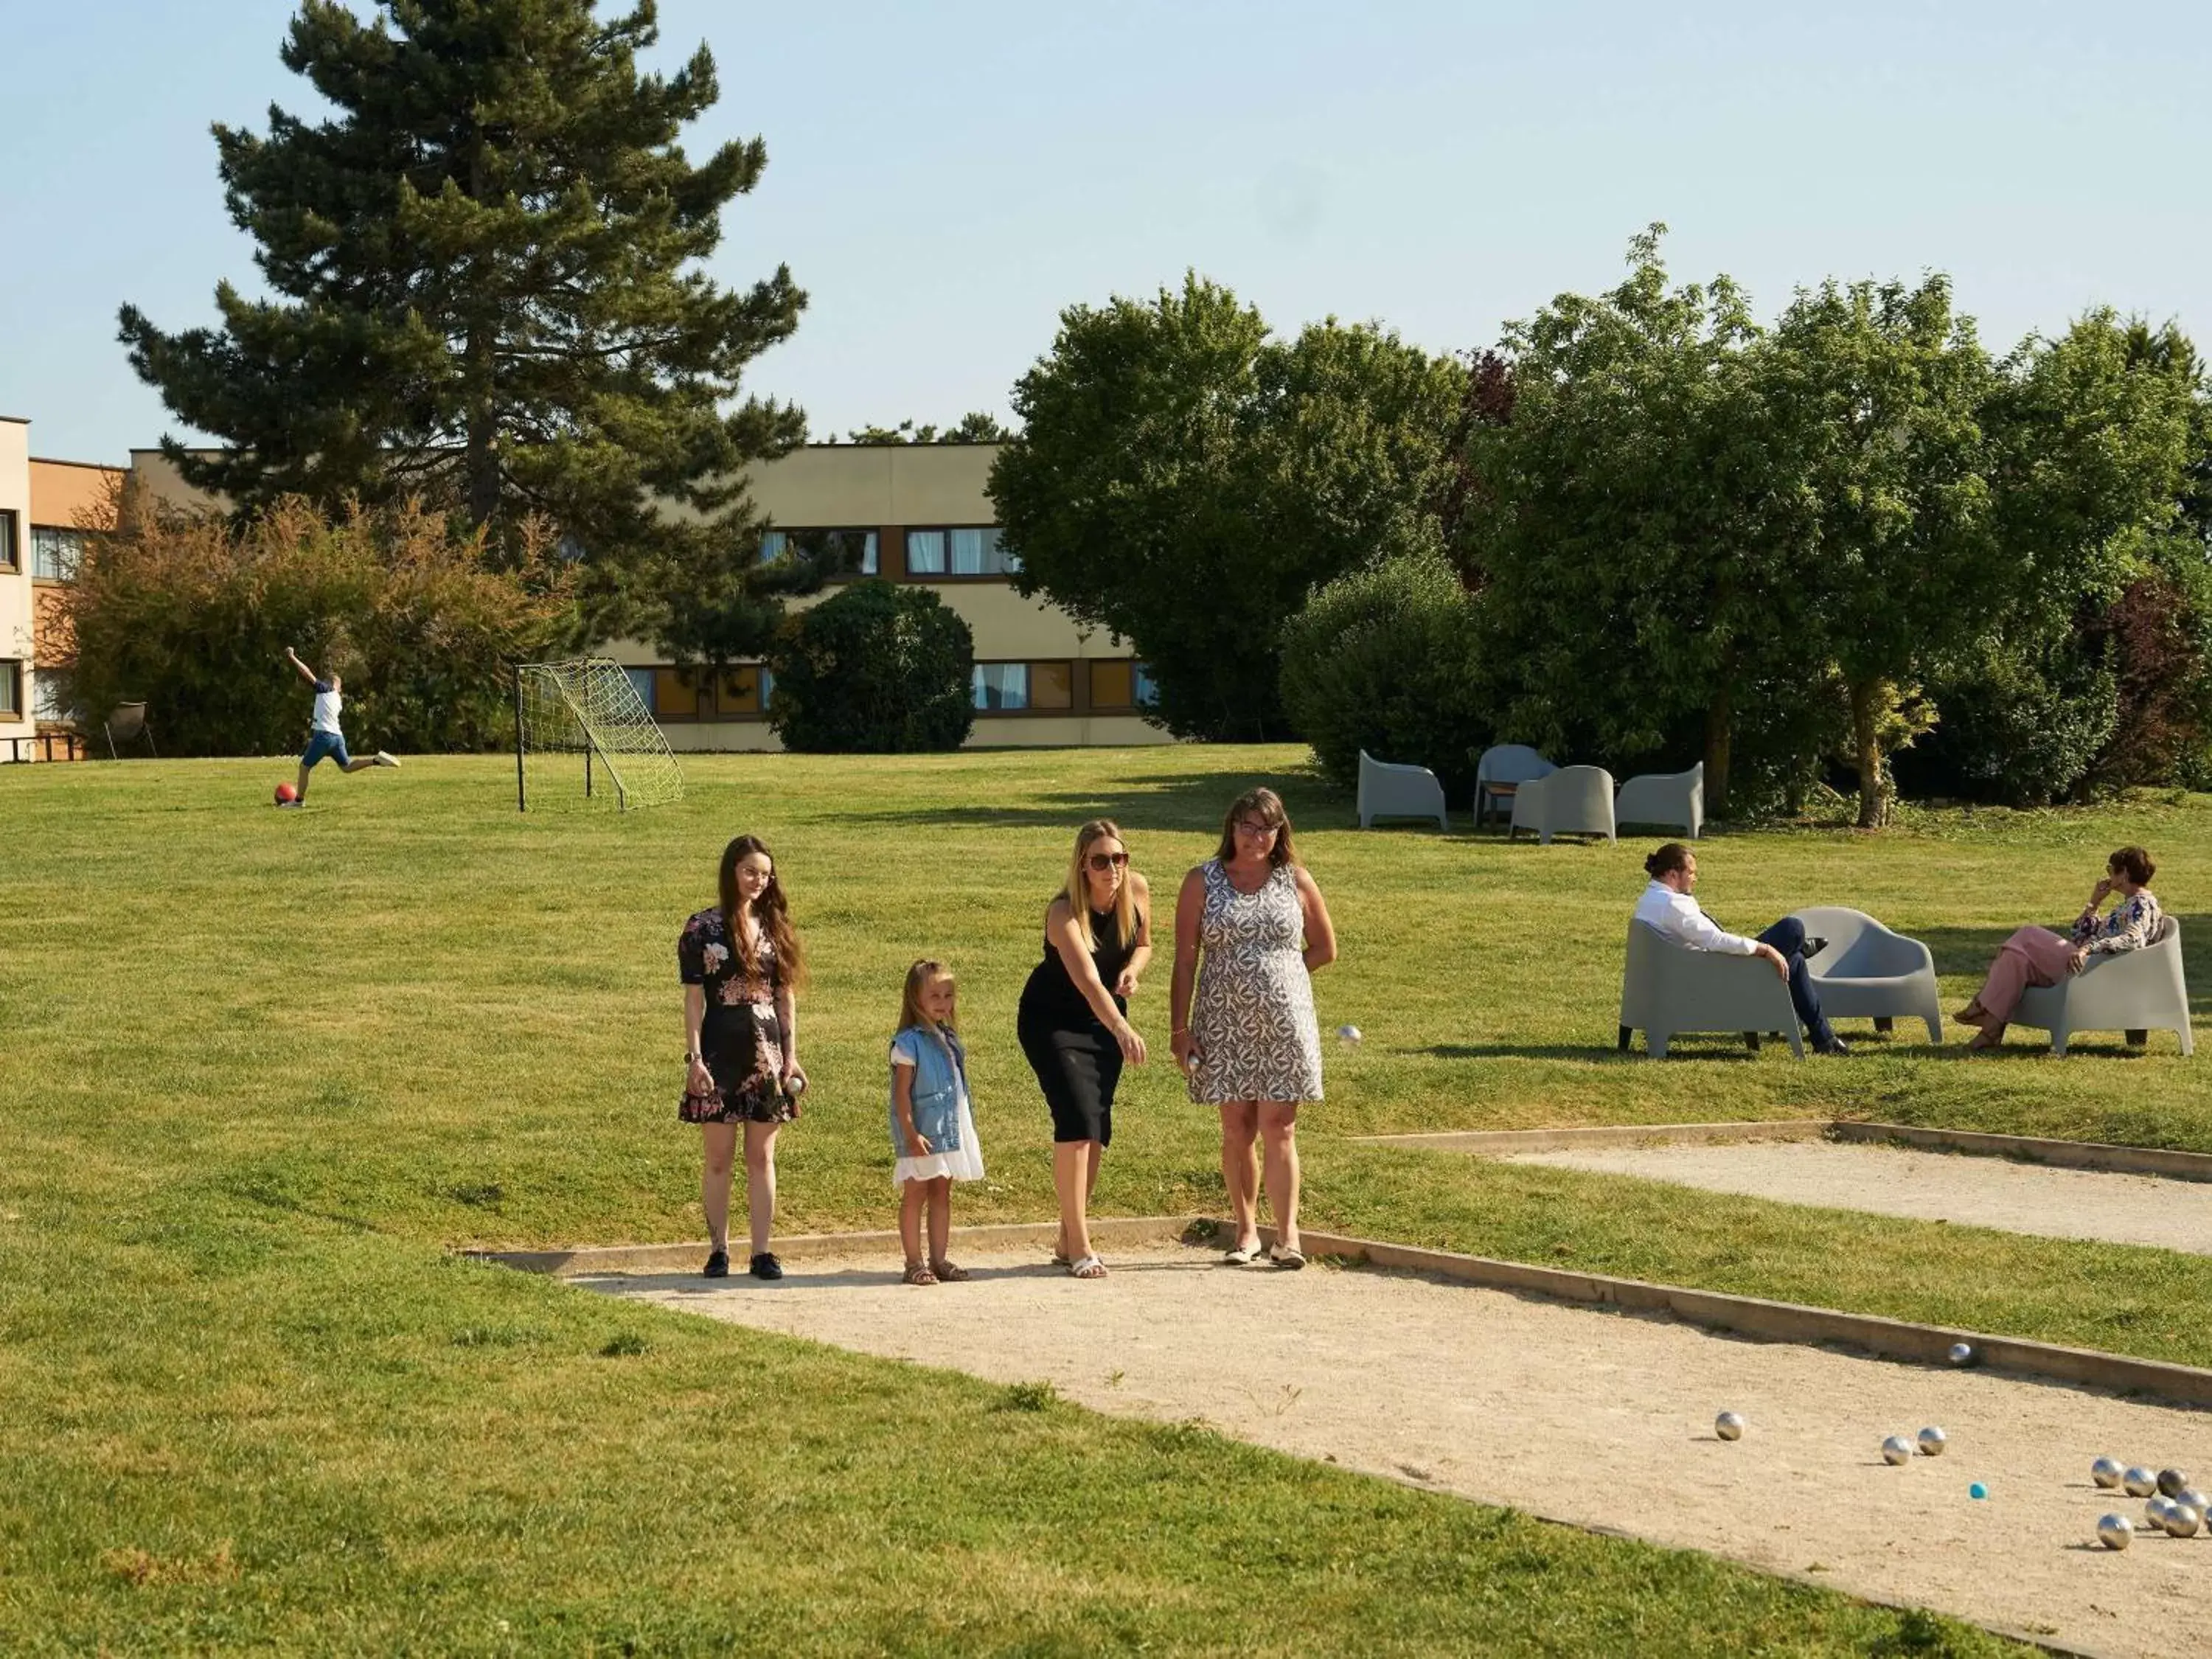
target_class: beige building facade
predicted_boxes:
[0,419,31,747]
[131,440,1168,751]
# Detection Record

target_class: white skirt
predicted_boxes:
[893,1091,986,1188]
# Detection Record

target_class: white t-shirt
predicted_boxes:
[312,681,344,735]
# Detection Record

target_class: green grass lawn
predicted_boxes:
[15,744,2211,1653]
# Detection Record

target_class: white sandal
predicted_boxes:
[1068,1254,1107,1279]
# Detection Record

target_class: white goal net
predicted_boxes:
[515,658,685,812]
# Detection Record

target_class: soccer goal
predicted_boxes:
[514,658,685,812]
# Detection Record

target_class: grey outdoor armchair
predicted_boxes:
[1791,905,1942,1043]
[1618,920,1804,1059]
[104,702,156,759]
[1473,744,1554,827]
[1356,750,1448,830]
[2011,917,2194,1056]
[1510,765,1616,845]
[1615,761,1704,839]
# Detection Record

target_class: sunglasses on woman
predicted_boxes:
[1086,851,1130,871]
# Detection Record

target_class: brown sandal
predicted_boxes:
[902,1261,939,1287]
[929,1259,970,1282]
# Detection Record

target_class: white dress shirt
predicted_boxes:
[1632,879,1756,955]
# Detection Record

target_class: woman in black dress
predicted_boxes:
[678,834,809,1281]
[1017,819,1150,1279]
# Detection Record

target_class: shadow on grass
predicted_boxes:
[1416,1041,1760,1063]
[840,765,1327,835]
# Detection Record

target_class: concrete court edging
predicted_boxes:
[1358,1118,2212,1183]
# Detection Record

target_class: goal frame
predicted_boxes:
[513,658,684,813]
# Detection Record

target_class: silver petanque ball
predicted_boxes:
[2093,1456,2126,1489]
[1715,1411,1745,1441]
[1946,1341,1975,1367]
[1882,1435,1915,1466]
[1335,1023,1363,1046]
[2177,1488,2210,1517]
[2097,1513,2135,1550]
[2146,1495,2175,1530]
[2166,1502,2203,1539]
[2124,1466,2158,1498]
[1917,1427,1947,1457]
[2157,1467,2191,1498]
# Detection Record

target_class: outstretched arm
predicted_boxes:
[284,647,320,688]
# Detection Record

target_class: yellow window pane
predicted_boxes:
[719,668,760,714]
[653,669,700,717]
[1031,661,1073,710]
[1090,660,1133,709]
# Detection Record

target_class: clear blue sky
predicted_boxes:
[4,1,2208,463]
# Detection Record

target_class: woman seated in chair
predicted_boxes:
[1956,846,2163,1050]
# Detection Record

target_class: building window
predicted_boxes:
[1088,660,1158,711]
[908,526,1017,578]
[32,668,72,723]
[0,512,17,572]
[1134,661,1158,707]
[762,528,877,577]
[32,526,86,581]
[973,660,1073,712]
[644,664,771,720]
[0,661,20,717]
[625,667,656,712]
[715,664,773,715]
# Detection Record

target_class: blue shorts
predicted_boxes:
[302,731,352,770]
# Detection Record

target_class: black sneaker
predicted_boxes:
[703,1249,728,1279]
[1817,1037,1851,1057]
[1801,936,1830,961]
[749,1252,785,1281]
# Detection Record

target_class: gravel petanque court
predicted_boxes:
[590,1242,2211,1657]
[1500,1138,2212,1256]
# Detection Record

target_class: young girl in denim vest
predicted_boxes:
[889,959,985,1285]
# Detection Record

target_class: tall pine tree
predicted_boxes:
[119,0,809,636]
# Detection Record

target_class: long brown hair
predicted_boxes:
[717,834,807,988]
[1062,819,1138,950]
[1214,787,1298,869]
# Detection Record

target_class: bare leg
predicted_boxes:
[341,757,377,773]
[899,1178,927,1268]
[1219,1102,1261,1249]
[293,762,313,801]
[926,1177,951,1267]
[1258,1103,1302,1253]
[742,1121,780,1258]
[1054,1141,1096,1265]
[700,1123,738,1254]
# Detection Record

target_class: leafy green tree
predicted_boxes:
[765,580,974,752]
[844,412,1012,444]
[992,274,1463,740]
[116,0,805,624]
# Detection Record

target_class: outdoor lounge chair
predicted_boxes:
[1356,750,1448,830]
[1473,743,1554,827]
[2010,917,2194,1056]
[1615,761,1705,839]
[1509,764,1616,845]
[104,702,156,760]
[1618,920,1805,1059]
[1790,905,1942,1043]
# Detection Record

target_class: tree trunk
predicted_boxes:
[1703,687,1732,820]
[1850,675,1888,829]
[465,322,500,529]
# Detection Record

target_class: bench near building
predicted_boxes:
[128,439,1166,751]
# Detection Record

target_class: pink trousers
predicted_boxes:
[1957,926,2075,1038]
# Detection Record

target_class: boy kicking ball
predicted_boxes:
[280,645,397,806]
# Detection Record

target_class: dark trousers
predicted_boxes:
[1755,917,1837,1050]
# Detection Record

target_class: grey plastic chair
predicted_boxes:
[1356,750,1447,830]
[1510,764,1615,845]
[2011,917,2194,1056]
[1615,762,1705,839]
[1790,905,1942,1043]
[104,702,156,759]
[1473,744,1554,827]
[1618,920,1804,1059]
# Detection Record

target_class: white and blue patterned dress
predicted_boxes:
[1189,859,1324,1105]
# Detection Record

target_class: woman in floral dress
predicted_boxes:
[1956,845,2163,1050]
[679,835,810,1279]
[1169,787,1337,1270]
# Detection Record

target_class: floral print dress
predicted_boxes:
[1188,859,1324,1105]
[678,907,794,1124]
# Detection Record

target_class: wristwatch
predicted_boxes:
[684,1050,700,1064]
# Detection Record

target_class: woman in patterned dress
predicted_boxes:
[1169,787,1336,1269]
[678,835,810,1280]
[1955,846,2163,1051]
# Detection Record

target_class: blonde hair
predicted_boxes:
[1061,819,1138,952]
[897,959,958,1037]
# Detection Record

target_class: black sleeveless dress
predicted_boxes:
[1017,902,1139,1145]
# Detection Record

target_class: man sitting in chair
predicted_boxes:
[1633,842,1847,1057]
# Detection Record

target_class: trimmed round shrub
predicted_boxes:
[767,580,974,753]
[1279,552,1489,799]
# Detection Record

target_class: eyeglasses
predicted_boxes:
[1086,851,1130,872]
[1234,820,1279,838]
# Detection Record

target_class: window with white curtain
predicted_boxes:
[909,527,1015,577]
[32,526,86,581]
[972,662,1029,710]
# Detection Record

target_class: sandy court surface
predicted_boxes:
[588,1244,2212,1656]
[1501,1140,2212,1256]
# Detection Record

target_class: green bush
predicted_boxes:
[65,495,574,757]
[767,580,975,752]
[1279,552,1489,798]
[1896,644,2118,807]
